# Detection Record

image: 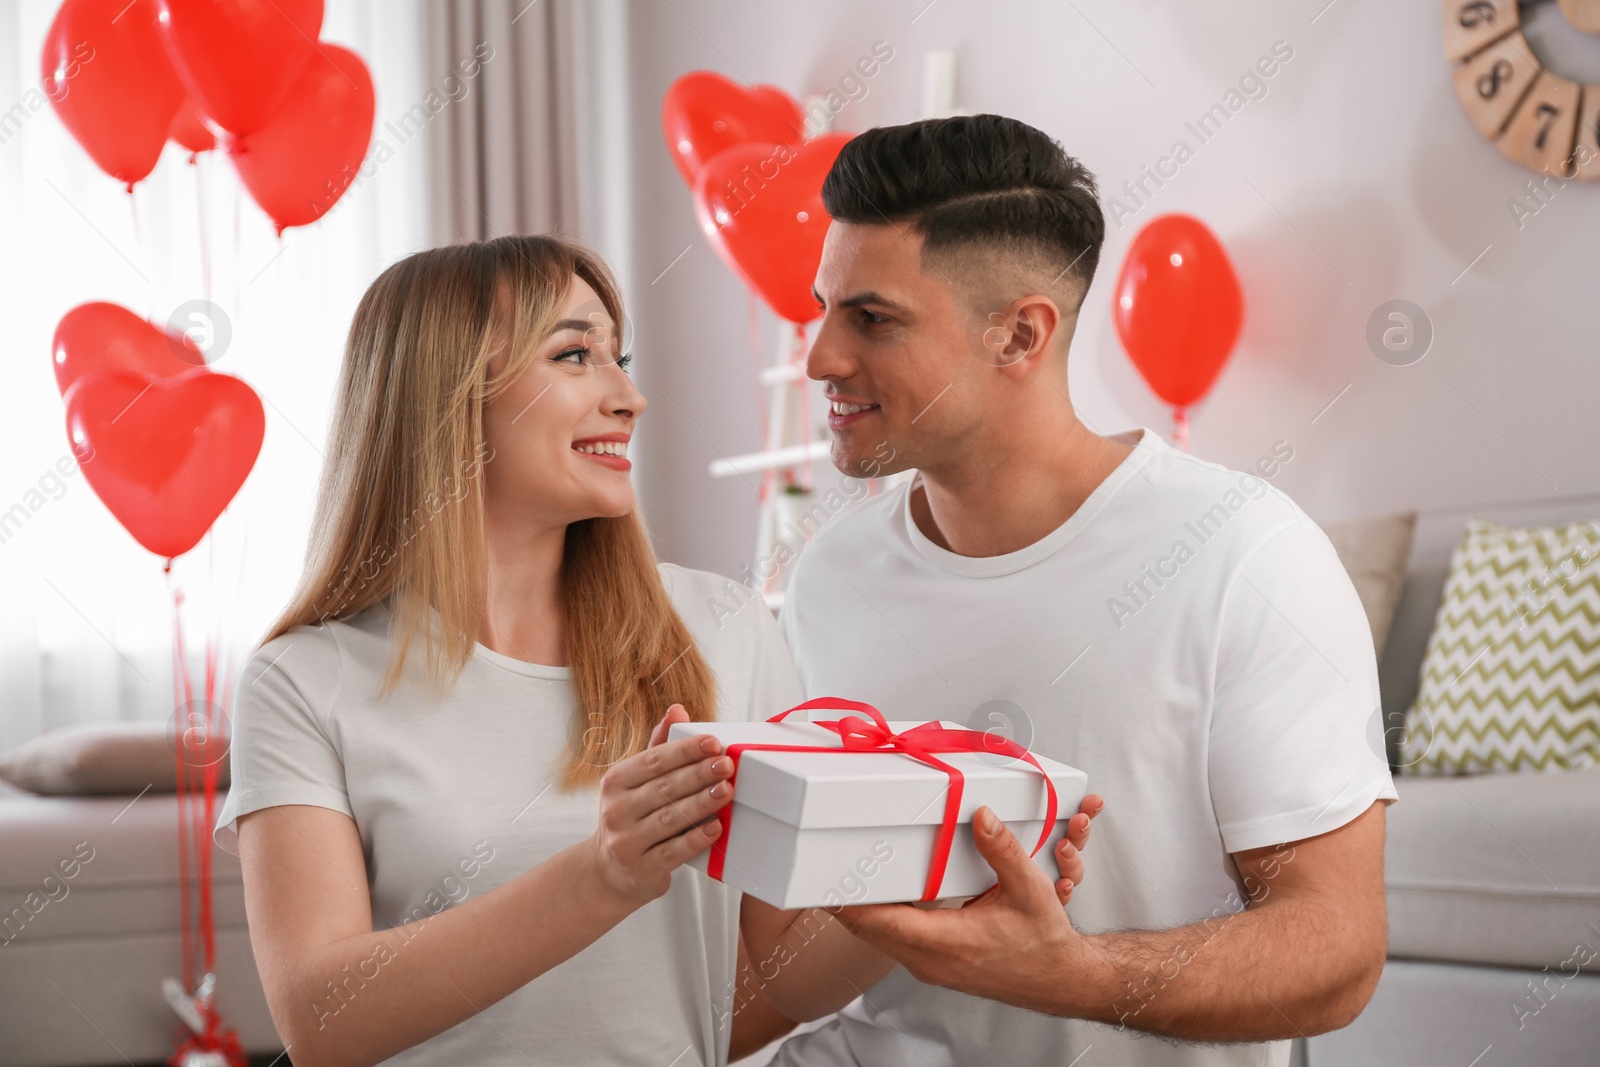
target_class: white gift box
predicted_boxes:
[668,718,1088,909]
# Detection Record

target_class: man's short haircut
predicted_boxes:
[820,114,1106,311]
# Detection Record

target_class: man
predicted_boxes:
[742,114,1396,1066]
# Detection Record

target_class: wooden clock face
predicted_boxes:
[1444,0,1600,179]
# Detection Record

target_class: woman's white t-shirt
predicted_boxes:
[214,562,804,1067]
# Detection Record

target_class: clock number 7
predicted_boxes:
[1533,102,1560,150]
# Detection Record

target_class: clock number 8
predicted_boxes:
[1457,0,1497,28]
[1476,59,1512,100]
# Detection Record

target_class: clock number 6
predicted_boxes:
[1457,0,1496,28]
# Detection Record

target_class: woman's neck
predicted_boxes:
[480,511,569,666]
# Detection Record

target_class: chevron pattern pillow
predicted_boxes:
[1399,518,1600,775]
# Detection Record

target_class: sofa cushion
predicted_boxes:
[1323,510,1417,659]
[1399,518,1600,774]
[0,720,230,796]
[1385,764,1600,970]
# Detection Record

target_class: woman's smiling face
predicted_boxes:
[482,274,646,530]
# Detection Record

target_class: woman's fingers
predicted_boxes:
[613,752,733,826]
[635,772,733,847]
[605,732,721,791]
[643,814,724,869]
[647,703,690,748]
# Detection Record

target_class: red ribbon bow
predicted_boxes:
[706,697,1060,902]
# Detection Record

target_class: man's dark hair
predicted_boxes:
[821,114,1105,309]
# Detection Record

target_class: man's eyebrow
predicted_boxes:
[810,286,910,314]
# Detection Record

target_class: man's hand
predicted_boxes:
[832,797,1103,1009]
[1053,793,1103,904]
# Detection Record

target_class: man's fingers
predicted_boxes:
[1066,794,1104,851]
[1055,838,1084,886]
[834,902,926,947]
[971,806,1033,885]
[606,731,721,790]
[648,703,691,748]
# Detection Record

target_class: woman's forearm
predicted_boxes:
[274,840,636,1067]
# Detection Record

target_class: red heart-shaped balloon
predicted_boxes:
[693,132,852,324]
[41,0,185,189]
[662,71,805,188]
[225,43,375,234]
[53,302,204,397]
[65,368,264,559]
[155,0,324,137]
[168,94,216,156]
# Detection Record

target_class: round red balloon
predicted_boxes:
[1113,214,1243,410]
[155,0,324,137]
[693,132,852,324]
[663,71,805,188]
[225,44,375,235]
[53,302,205,397]
[65,367,264,559]
[41,0,184,189]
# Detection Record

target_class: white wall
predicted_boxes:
[621,0,1599,579]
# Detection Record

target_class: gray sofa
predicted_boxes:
[1302,495,1600,1066]
[3,499,1598,1067]
[0,785,279,1066]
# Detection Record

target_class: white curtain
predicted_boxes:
[0,1,431,749]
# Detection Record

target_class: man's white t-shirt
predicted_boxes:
[773,427,1397,1067]
[215,562,805,1067]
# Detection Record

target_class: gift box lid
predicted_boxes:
[669,719,1085,830]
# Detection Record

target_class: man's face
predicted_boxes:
[807,222,989,480]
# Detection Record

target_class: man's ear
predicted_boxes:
[991,294,1065,380]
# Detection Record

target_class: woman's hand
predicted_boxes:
[585,703,733,907]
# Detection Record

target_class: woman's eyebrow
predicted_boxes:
[549,317,606,334]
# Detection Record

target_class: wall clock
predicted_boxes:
[1444,0,1600,179]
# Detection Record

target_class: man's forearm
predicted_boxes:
[1037,894,1382,1041]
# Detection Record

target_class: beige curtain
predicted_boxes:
[423,0,585,244]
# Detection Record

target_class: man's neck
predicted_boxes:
[909,418,1137,559]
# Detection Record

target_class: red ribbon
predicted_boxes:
[706,697,1059,902]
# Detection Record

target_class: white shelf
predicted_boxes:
[709,439,829,479]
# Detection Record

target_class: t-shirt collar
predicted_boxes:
[900,426,1161,577]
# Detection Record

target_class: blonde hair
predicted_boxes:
[264,235,719,788]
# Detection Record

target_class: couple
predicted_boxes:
[215,114,1395,1067]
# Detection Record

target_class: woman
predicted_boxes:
[216,234,796,1065]
[215,234,1093,1066]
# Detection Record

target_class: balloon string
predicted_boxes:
[128,189,153,323]
[794,321,811,491]
[196,154,210,308]
[168,568,195,995]
[1172,407,1191,453]
[747,292,768,444]
[232,179,242,330]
